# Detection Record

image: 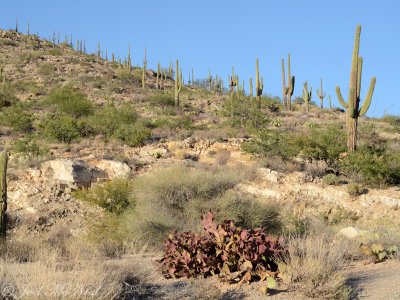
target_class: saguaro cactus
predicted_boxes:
[175,59,182,106]
[255,58,263,109]
[336,25,376,152]
[0,150,7,237]
[302,81,312,113]
[282,54,295,111]
[316,78,326,109]
[249,77,253,99]
[142,48,147,90]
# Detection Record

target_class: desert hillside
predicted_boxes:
[0,28,399,299]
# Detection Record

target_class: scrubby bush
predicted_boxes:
[0,105,33,132]
[41,114,83,143]
[45,87,94,117]
[13,137,48,158]
[38,62,55,76]
[322,174,340,186]
[87,104,151,146]
[346,182,366,196]
[242,129,298,161]
[113,123,151,147]
[0,85,19,107]
[340,146,400,187]
[294,125,346,169]
[74,178,134,214]
[147,92,175,108]
[222,96,268,130]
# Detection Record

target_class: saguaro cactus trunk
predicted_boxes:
[0,151,7,237]
[336,25,376,152]
[282,54,295,111]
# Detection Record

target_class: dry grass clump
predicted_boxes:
[286,231,352,299]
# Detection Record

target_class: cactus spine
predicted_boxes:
[142,48,147,90]
[282,53,295,111]
[316,77,326,109]
[302,81,312,113]
[0,150,7,237]
[175,59,182,106]
[255,58,263,109]
[336,25,376,152]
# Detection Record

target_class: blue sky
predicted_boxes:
[1,0,399,117]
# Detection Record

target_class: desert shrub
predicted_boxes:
[242,129,299,161]
[380,114,400,126]
[340,146,400,187]
[215,192,281,233]
[87,104,150,146]
[322,174,341,185]
[13,137,48,158]
[346,182,365,196]
[87,104,137,136]
[113,123,151,147]
[41,114,83,143]
[148,92,175,108]
[47,48,62,56]
[45,87,94,117]
[0,85,19,107]
[286,234,351,299]
[222,96,268,130]
[38,62,55,75]
[294,124,346,169]
[74,178,134,214]
[159,211,286,283]
[150,115,193,130]
[0,105,33,132]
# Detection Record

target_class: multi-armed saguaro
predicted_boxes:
[302,81,312,113]
[336,25,376,152]
[0,150,7,237]
[316,78,326,109]
[175,59,182,106]
[282,53,295,111]
[255,58,263,109]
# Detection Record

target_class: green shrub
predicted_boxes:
[294,125,346,169]
[340,146,400,187]
[74,178,134,214]
[113,123,151,147]
[322,174,340,186]
[215,192,281,233]
[13,138,48,158]
[45,87,94,117]
[148,92,175,108]
[47,48,62,56]
[41,114,83,143]
[38,62,55,76]
[87,104,138,136]
[346,182,365,196]
[0,106,33,132]
[0,85,19,107]
[222,96,268,130]
[242,129,299,161]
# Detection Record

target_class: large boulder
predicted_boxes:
[40,159,106,187]
[92,159,131,179]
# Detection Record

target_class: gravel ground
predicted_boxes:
[346,260,400,300]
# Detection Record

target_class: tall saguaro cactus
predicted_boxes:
[336,25,376,152]
[255,58,263,109]
[142,48,147,90]
[249,77,253,99]
[316,78,326,109]
[282,54,295,111]
[175,59,182,106]
[302,81,312,113]
[0,150,7,237]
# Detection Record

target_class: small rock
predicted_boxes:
[338,227,368,239]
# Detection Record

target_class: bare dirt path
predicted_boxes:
[346,260,400,300]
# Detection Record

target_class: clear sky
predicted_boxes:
[1,0,399,117]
